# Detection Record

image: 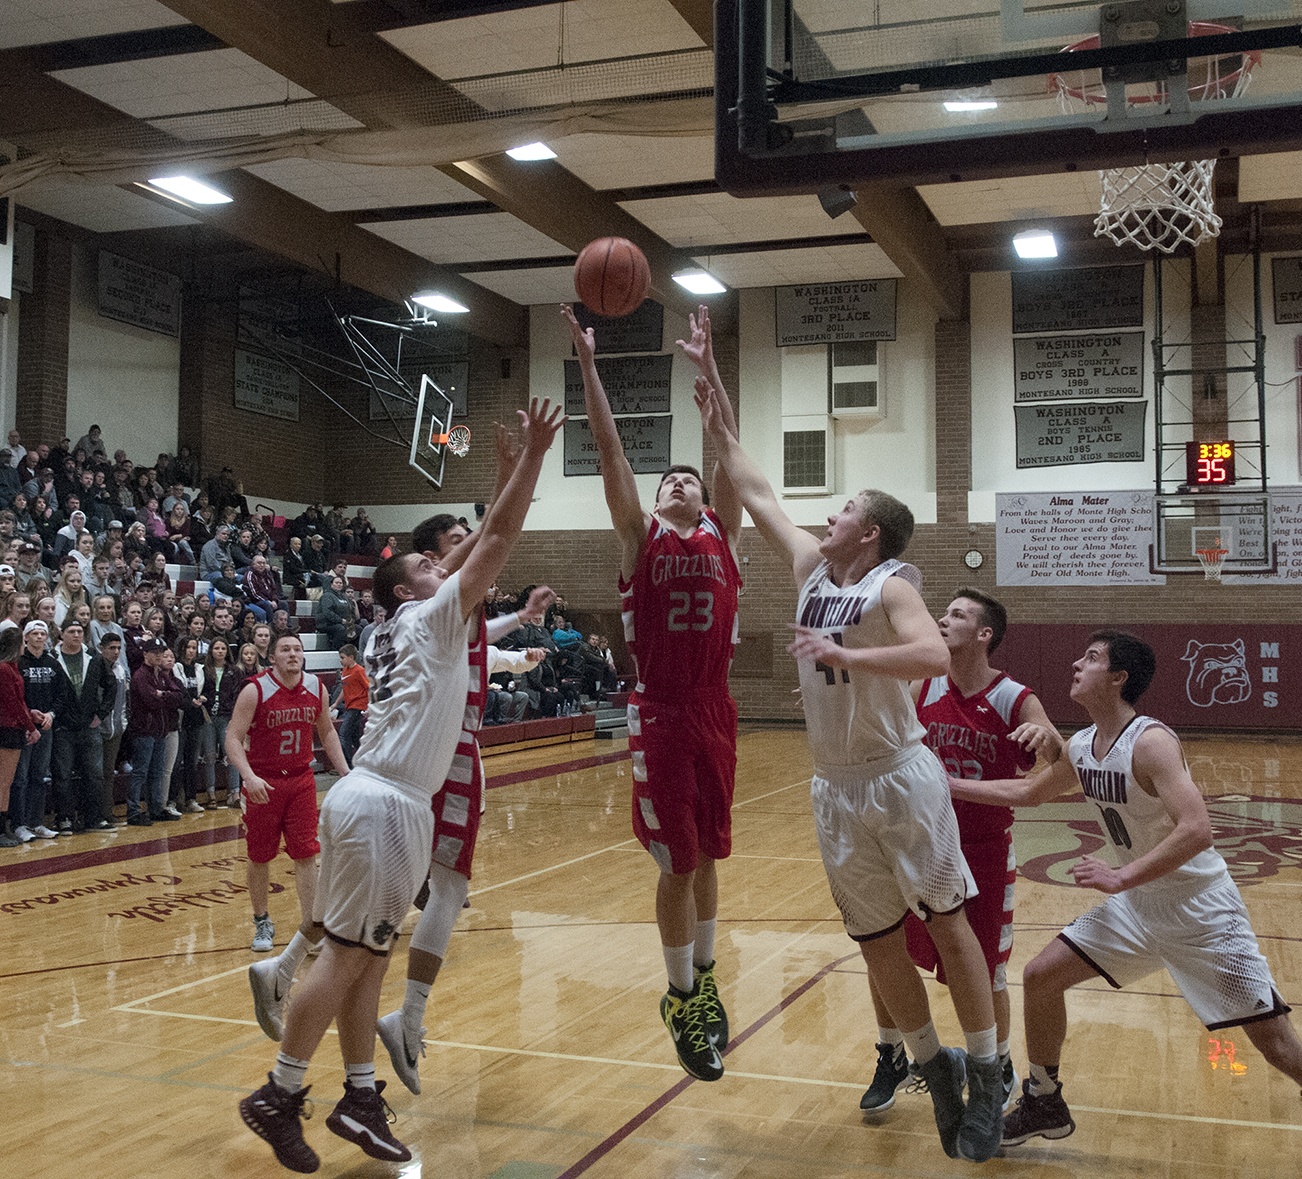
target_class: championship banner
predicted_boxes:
[97,250,182,336]
[564,415,670,475]
[234,348,300,421]
[774,279,898,346]
[1013,331,1144,402]
[1011,265,1144,334]
[1014,401,1147,468]
[563,354,672,417]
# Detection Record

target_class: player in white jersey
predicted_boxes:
[951,630,1302,1146]
[239,399,564,1174]
[694,380,1005,1163]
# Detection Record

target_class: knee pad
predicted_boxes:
[408,863,469,960]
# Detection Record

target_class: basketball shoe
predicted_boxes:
[252,915,275,952]
[1001,1079,1076,1145]
[660,985,723,1082]
[693,960,729,1051]
[860,1042,911,1112]
[957,1054,1005,1162]
[1000,1053,1020,1111]
[239,1074,319,1174]
[915,1046,967,1158]
[376,1010,425,1095]
[325,1080,411,1162]
[249,958,286,1041]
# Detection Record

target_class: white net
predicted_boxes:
[1195,547,1229,581]
[1052,23,1258,252]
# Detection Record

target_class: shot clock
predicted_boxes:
[1185,440,1236,488]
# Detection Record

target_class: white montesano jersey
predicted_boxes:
[1068,716,1229,897]
[796,558,927,771]
[354,570,471,804]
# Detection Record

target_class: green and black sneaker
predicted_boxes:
[660,984,724,1082]
[693,960,729,1053]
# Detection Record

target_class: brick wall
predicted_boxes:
[15,227,72,443]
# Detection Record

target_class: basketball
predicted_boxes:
[573,237,650,318]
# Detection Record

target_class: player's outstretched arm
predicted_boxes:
[677,307,742,547]
[561,306,647,568]
[1072,726,1214,895]
[458,398,565,618]
[694,376,820,583]
[1011,696,1065,763]
[950,757,1079,808]
[434,422,521,576]
[485,585,555,644]
[225,682,272,803]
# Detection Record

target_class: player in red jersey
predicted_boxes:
[861,588,1058,1116]
[563,302,742,1082]
[227,632,349,969]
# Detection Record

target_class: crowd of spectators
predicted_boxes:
[0,425,386,846]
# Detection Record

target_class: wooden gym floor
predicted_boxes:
[1,728,1299,1178]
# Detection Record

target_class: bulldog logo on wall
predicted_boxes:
[1182,639,1253,708]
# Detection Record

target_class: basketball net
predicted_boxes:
[1051,24,1259,253]
[430,424,472,457]
[1195,541,1229,582]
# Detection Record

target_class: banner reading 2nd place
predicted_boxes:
[1014,401,1147,467]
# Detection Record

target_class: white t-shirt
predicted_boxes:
[353,571,471,802]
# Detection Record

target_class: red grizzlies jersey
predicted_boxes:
[443,610,488,797]
[246,670,325,777]
[619,509,741,702]
[916,672,1035,839]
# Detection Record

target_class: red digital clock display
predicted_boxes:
[1185,440,1236,487]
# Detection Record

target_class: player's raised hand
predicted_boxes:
[518,397,566,452]
[1071,854,1125,894]
[675,305,713,372]
[521,584,556,623]
[560,304,596,362]
[1012,722,1063,763]
[693,376,726,436]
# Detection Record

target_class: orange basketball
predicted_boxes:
[573,237,650,318]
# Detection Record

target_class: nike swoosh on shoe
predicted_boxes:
[338,1115,407,1157]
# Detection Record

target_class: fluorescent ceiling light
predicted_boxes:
[505,142,557,161]
[944,99,998,112]
[146,175,233,204]
[672,269,727,295]
[1013,229,1058,259]
[412,293,469,313]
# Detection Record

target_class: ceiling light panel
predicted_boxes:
[361,211,569,265]
[51,47,315,118]
[620,191,865,248]
[243,159,478,211]
[0,0,186,50]
[381,0,704,79]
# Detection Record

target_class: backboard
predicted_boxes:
[717,0,1302,194]
[410,374,457,489]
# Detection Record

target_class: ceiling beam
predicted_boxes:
[849,186,965,321]
[154,0,706,318]
[0,57,526,347]
[665,0,715,47]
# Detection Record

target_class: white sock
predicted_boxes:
[997,1037,1011,1060]
[273,1052,310,1093]
[902,1022,941,1067]
[276,931,312,988]
[965,1026,998,1063]
[663,943,694,994]
[403,979,432,1035]
[878,1026,905,1052]
[345,1062,376,1091]
[1029,1062,1059,1096]
[693,918,716,968]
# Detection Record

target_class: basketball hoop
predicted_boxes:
[1194,544,1230,582]
[446,425,471,457]
[1051,23,1260,252]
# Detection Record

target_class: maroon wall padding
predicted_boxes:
[998,623,1294,732]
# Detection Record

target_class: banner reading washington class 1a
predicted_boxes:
[774,280,898,346]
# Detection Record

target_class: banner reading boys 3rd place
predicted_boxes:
[564,416,670,475]
[774,280,898,346]
[1011,265,1144,334]
[1013,332,1144,402]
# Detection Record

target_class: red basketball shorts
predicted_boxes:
[905,830,1015,985]
[242,769,321,864]
[430,745,483,880]
[628,692,737,875]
